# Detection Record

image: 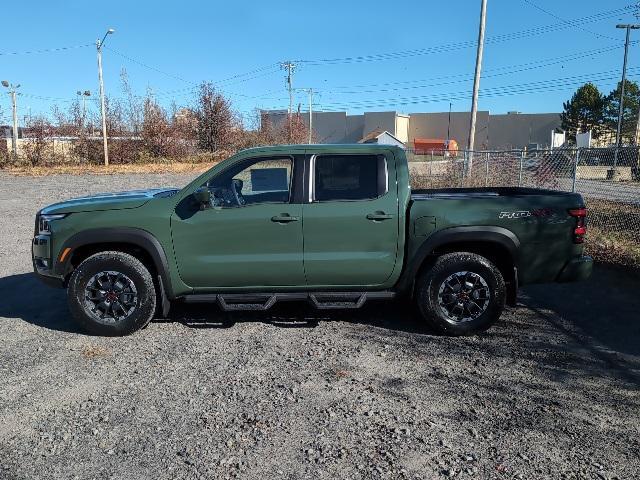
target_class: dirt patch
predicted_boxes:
[81,345,111,359]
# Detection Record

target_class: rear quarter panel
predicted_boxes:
[408,193,585,284]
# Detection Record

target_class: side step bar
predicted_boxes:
[182,291,395,312]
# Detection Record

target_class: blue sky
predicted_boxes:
[1,0,639,124]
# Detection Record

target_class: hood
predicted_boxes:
[39,188,180,214]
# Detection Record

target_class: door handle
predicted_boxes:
[271,214,299,223]
[366,212,393,221]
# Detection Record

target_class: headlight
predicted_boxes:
[38,214,67,234]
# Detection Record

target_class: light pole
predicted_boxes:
[447,102,452,146]
[613,24,640,176]
[467,0,488,175]
[76,90,91,133]
[2,80,21,158]
[96,28,115,166]
[294,87,314,143]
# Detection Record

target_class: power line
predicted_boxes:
[104,46,192,84]
[277,67,640,111]
[295,5,634,65]
[317,45,623,96]
[521,0,619,41]
[0,43,93,56]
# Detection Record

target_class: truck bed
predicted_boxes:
[408,186,586,286]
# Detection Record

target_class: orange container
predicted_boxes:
[414,138,459,155]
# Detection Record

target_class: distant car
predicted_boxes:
[33,145,592,336]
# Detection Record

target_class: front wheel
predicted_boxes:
[416,252,506,336]
[67,251,157,336]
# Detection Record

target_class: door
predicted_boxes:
[171,156,305,288]
[302,153,399,287]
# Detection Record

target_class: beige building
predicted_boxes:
[262,109,562,150]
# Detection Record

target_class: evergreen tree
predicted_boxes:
[604,80,640,145]
[560,82,605,143]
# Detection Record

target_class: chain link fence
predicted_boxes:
[408,147,640,269]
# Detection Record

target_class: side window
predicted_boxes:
[314,154,385,201]
[208,157,293,207]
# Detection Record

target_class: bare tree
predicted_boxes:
[141,94,171,157]
[121,68,142,134]
[51,105,76,137]
[288,112,311,144]
[241,109,310,148]
[22,116,54,166]
[195,82,237,152]
[104,96,127,136]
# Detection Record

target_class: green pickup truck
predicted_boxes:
[32,144,592,336]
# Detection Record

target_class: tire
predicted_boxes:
[67,251,157,336]
[415,252,506,336]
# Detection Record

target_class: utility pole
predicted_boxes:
[613,24,640,176]
[96,28,115,166]
[77,90,91,133]
[280,61,296,140]
[308,88,313,144]
[447,102,452,145]
[467,0,488,175]
[1,80,20,158]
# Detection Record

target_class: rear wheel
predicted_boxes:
[67,251,157,336]
[416,252,505,335]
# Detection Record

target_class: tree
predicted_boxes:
[604,79,640,145]
[22,116,54,166]
[121,69,142,135]
[195,82,237,152]
[141,95,172,157]
[560,82,605,143]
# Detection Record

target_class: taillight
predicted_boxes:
[568,208,587,244]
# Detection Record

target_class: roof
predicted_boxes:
[358,129,404,145]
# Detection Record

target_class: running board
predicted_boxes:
[182,291,395,312]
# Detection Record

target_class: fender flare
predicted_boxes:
[54,227,175,299]
[395,226,520,294]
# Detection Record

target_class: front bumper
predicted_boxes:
[32,234,65,288]
[556,255,593,283]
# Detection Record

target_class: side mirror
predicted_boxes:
[193,186,211,209]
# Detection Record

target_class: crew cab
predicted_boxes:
[32,144,592,336]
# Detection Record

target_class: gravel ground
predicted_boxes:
[0,172,639,480]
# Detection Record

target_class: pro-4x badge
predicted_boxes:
[499,211,531,219]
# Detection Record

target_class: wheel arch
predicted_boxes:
[54,227,175,299]
[396,226,519,304]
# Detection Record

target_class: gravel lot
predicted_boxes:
[1,172,639,480]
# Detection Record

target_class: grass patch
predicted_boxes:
[584,198,640,273]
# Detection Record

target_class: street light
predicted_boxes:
[612,24,640,177]
[76,90,91,132]
[2,80,21,158]
[96,28,115,166]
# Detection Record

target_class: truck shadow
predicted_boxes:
[522,264,640,359]
[162,300,426,333]
[0,273,425,335]
[2,265,639,378]
[0,273,81,334]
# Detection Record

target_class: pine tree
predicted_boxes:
[560,83,605,143]
[604,80,640,145]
